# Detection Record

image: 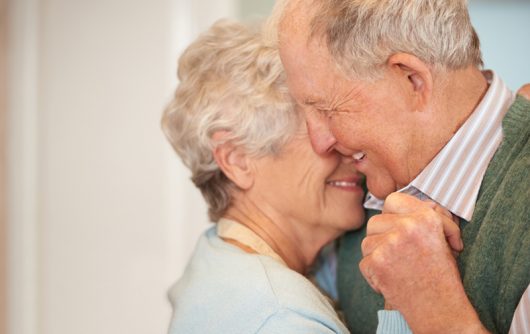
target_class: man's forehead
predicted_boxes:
[277,1,367,107]
[289,71,364,108]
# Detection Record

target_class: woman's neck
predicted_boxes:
[223,202,337,275]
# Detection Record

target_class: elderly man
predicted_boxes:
[275,0,530,333]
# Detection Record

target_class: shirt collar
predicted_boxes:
[365,71,514,221]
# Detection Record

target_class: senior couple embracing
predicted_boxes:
[164,1,530,333]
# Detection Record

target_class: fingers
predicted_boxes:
[426,201,454,221]
[379,193,463,252]
[383,192,456,223]
[383,193,456,224]
[361,232,387,257]
[361,193,466,307]
[359,257,381,294]
[382,192,429,214]
[365,213,400,235]
[440,214,464,252]
[367,208,463,253]
[420,202,463,252]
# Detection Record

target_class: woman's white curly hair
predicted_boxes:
[162,19,300,221]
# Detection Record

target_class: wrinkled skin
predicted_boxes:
[277,1,530,333]
[359,193,486,333]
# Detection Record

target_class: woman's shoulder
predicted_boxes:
[167,227,284,332]
[167,227,347,333]
[255,261,348,333]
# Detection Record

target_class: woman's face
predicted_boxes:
[251,122,366,235]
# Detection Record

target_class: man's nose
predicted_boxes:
[305,113,337,155]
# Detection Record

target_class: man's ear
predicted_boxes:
[387,53,433,112]
[211,131,254,190]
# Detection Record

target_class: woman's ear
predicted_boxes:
[211,131,254,190]
[387,53,433,112]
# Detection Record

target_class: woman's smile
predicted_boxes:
[326,175,364,192]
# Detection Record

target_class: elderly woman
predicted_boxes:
[162,20,416,333]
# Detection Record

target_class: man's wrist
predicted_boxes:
[437,307,490,334]
[401,288,489,334]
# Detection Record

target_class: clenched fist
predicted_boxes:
[359,193,488,334]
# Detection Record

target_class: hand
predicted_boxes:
[422,200,463,255]
[360,193,488,333]
[517,84,530,100]
[383,198,461,311]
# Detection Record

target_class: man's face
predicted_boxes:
[279,13,419,199]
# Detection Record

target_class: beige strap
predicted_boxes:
[217,218,286,266]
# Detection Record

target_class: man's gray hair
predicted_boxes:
[162,19,299,222]
[307,0,483,79]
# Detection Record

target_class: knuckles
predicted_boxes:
[362,206,448,267]
[360,204,462,303]
[382,192,410,212]
[363,209,447,260]
[395,209,444,239]
[360,237,372,256]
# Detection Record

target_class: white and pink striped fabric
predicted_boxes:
[510,285,530,334]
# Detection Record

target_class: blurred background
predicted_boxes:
[0,0,529,333]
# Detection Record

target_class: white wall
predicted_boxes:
[7,0,236,333]
[8,1,527,334]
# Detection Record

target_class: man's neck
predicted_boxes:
[443,67,489,134]
[414,67,489,176]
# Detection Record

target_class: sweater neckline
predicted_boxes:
[217,218,287,266]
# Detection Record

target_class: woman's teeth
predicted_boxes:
[352,152,366,162]
[327,181,357,187]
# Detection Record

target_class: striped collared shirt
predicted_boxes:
[364,71,515,221]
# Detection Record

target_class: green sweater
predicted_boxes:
[337,95,530,334]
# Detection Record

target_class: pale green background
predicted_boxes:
[238,0,275,18]
[237,0,530,90]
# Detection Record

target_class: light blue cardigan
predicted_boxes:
[168,226,411,333]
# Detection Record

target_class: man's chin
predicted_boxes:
[366,180,396,200]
